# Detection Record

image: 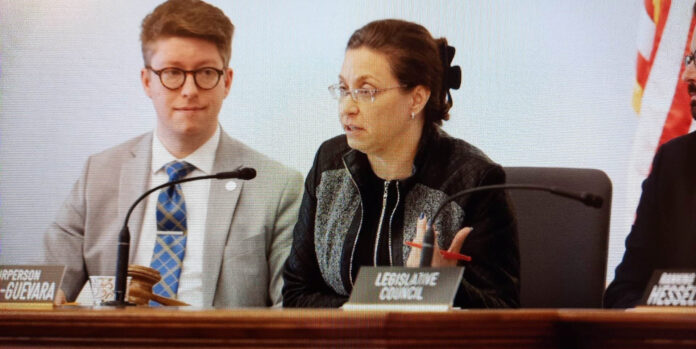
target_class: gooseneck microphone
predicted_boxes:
[103,167,256,306]
[419,184,603,267]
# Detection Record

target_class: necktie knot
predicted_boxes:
[163,161,195,182]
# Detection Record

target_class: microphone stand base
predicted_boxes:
[101,300,137,307]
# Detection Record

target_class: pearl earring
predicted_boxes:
[411,112,415,120]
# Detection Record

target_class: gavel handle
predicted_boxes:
[150,293,189,306]
[150,293,190,306]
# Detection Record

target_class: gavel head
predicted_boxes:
[126,265,161,305]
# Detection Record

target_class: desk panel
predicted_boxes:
[1,308,695,348]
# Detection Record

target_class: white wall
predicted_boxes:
[0,0,641,284]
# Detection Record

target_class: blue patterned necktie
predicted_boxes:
[150,160,195,303]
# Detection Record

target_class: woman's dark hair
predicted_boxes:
[347,19,461,125]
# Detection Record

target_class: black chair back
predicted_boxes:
[504,167,612,308]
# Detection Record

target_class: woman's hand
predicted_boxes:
[406,214,472,267]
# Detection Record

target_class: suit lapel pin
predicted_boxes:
[225,180,237,192]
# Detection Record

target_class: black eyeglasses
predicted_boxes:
[685,50,696,67]
[147,66,224,90]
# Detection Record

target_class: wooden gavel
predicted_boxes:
[126,265,189,306]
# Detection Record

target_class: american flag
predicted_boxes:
[627,0,695,226]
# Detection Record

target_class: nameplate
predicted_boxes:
[0,265,65,307]
[343,266,464,311]
[640,269,696,307]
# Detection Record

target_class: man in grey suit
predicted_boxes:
[43,0,302,307]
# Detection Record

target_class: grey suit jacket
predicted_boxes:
[43,130,303,307]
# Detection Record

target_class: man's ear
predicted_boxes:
[141,68,153,98]
[223,67,233,97]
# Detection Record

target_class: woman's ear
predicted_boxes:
[411,85,431,115]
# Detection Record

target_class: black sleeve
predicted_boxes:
[454,165,521,308]
[282,147,349,308]
[604,147,664,308]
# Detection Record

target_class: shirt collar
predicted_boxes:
[151,125,220,176]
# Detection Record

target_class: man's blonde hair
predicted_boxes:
[140,0,234,67]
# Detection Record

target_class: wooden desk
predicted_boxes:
[1,308,696,348]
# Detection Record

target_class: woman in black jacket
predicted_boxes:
[282,19,519,308]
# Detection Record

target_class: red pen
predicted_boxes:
[404,241,472,262]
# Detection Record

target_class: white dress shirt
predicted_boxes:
[132,126,221,307]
